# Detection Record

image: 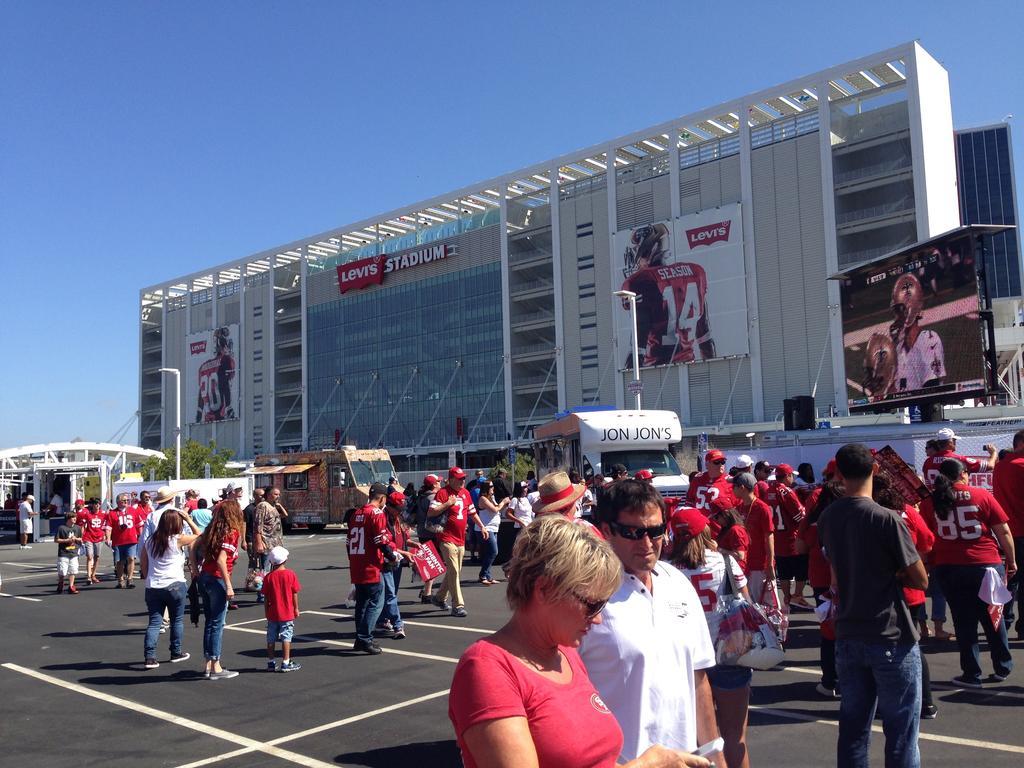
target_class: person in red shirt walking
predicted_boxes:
[762,463,810,609]
[992,429,1024,639]
[730,473,775,604]
[920,458,1017,687]
[686,449,737,513]
[429,467,479,618]
[261,545,302,672]
[192,499,244,679]
[106,493,145,589]
[348,483,403,653]
[76,499,108,585]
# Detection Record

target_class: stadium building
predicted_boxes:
[138,41,1023,466]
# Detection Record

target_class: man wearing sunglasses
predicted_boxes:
[579,480,723,767]
[686,449,737,514]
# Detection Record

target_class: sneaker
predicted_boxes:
[376,620,394,633]
[921,704,938,720]
[393,628,406,640]
[280,660,302,672]
[144,658,160,669]
[159,625,167,634]
[208,669,239,680]
[126,581,136,589]
[790,597,815,611]
[430,595,450,611]
[267,661,278,672]
[951,675,984,689]
[991,672,1010,682]
[815,683,839,698]
[418,591,432,604]
[170,652,191,664]
[68,586,79,595]
[353,640,383,655]
[56,584,63,594]
[227,602,239,611]
[452,607,468,618]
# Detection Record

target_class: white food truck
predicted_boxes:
[533,408,689,495]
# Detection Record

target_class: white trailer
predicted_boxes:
[533,409,689,495]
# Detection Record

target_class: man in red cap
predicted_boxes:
[763,463,810,609]
[428,467,478,617]
[686,449,736,513]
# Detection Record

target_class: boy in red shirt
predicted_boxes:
[260,545,302,672]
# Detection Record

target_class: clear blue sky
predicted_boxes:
[2,1,1022,448]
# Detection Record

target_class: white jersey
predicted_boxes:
[681,549,747,641]
[508,496,534,529]
[897,329,945,391]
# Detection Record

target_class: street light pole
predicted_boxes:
[613,289,642,410]
[159,367,181,480]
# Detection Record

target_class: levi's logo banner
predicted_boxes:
[189,341,207,355]
[337,244,451,294]
[685,220,731,249]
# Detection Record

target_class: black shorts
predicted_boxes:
[776,554,808,582]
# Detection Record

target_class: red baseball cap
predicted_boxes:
[74,498,85,506]
[708,497,734,517]
[386,491,406,508]
[705,449,726,463]
[670,507,710,540]
[775,463,794,477]
[634,469,654,480]
[448,467,467,479]
[424,473,440,485]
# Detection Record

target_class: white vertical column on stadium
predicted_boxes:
[816,75,847,415]
[299,247,309,449]
[738,98,766,422]
[184,277,192,445]
[238,263,247,455]
[669,116,692,425]
[606,141,625,409]
[160,291,168,450]
[550,162,567,412]
[499,185,515,441]
[211,267,219,450]
[267,254,276,450]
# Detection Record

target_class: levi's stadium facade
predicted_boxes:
[138,41,1024,467]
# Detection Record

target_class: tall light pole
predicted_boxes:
[158,367,181,480]
[613,289,642,410]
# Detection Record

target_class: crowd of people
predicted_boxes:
[9,423,1024,766]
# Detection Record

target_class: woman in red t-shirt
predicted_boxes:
[191,498,243,680]
[920,458,1017,687]
[448,516,710,768]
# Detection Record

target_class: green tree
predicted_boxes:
[140,440,239,481]
[490,452,536,486]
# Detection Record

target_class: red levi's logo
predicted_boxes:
[337,255,385,293]
[686,220,731,248]
[189,341,207,355]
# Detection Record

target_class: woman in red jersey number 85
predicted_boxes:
[448,516,710,768]
[920,458,1017,687]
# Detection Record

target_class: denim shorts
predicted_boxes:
[707,664,753,690]
[114,543,137,561]
[267,620,295,643]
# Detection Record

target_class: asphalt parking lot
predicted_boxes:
[2,532,1023,767]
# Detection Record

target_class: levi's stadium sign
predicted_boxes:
[336,243,451,294]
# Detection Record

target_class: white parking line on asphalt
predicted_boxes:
[304,608,492,635]
[0,662,339,768]
[0,573,50,583]
[223,624,461,663]
[1,561,53,568]
[0,592,42,602]
[225,617,271,628]
[170,688,451,768]
[749,703,1024,754]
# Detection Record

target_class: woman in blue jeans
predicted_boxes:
[474,481,507,585]
[191,500,244,680]
[920,459,1017,687]
[139,508,201,669]
[378,492,417,639]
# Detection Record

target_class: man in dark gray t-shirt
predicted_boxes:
[818,443,927,768]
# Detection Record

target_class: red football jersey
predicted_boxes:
[77,510,107,543]
[920,484,1008,566]
[106,507,141,546]
[993,451,1024,536]
[197,354,236,422]
[347,503,392,584]
[200,529,241,578]
[741,497,774,571]
[900,505,934,607]
[685,472,736,513]
[433,487,474,546]
[921,450,981,490]
[621,268,670,367]
[653,262,710,364]
[761,481,805,557]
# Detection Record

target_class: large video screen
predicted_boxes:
[841,232,986,411]
[186,324,240,425]
[614,203,749,371]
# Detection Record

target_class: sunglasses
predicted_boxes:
[711,459,727,465]
[571,590,607,620]
[608,521,667,541]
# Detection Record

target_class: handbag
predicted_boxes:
[424,509,448,534]
[244,567,265,592]
[756,579,790,643]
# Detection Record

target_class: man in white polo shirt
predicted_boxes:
[579,479,723,765]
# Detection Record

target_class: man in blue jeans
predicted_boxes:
[347,483,397,654]
[819,443,929,768]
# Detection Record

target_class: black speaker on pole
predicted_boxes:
[783,398,796,431]
[795,395,816,430]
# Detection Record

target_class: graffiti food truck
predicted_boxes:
[246,447,397,531]
[533,408,689,495]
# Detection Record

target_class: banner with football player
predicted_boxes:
[185,325,239,425]
[615,203,749,371]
